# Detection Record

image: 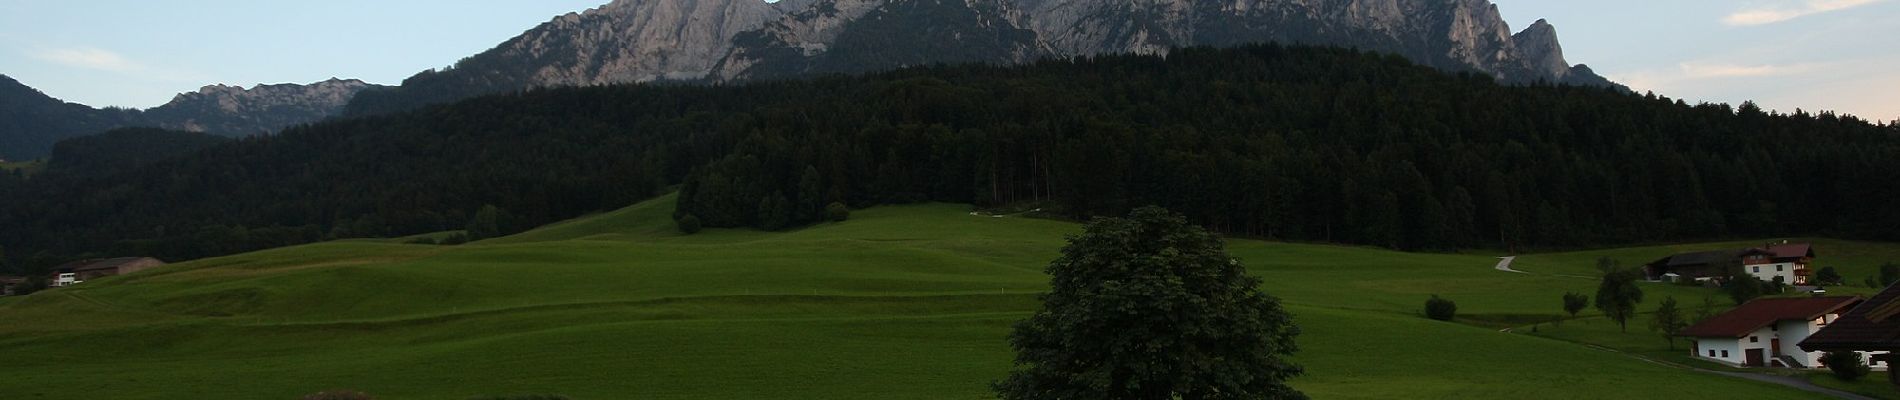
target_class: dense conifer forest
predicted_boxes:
[3,44,1897,274]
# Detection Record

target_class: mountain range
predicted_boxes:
[347,0,1621,115]
[0,76,380,160]
[3,0,1617,160]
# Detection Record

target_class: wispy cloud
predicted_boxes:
[1679,62,1818,79]
[32,47,143,73]
[1723,0,1888,26]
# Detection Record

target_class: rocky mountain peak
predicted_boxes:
[1511,17,1571,81]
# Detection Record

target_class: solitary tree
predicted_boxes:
[1562,292,1588,318]
[1650,296,1688,350]
[996,206,1305,400]
[1595,269,1645,332]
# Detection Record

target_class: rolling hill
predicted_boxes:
[0,194,1835,399]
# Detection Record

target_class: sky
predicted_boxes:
[0,0,1895,122]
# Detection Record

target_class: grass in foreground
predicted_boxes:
[0,194,1844,399]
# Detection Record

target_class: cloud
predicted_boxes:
[1723,0,1887,26]
[32,47,143,73]
[1679,62,1818,79]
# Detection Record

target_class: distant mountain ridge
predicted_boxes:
[0,75,382,160]
[348,0,1621,115]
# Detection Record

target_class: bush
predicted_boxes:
[439,233,470,245]
[1425,295,1457,321]
[1823,351,1871,381]
[1816,266,1843,285]
[1726,275,1764,305]
[303,391,373,400]
[404,236,437,245]
[677,214,703,234]
[825,202,850,222]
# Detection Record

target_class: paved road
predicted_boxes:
[1494,256,1525,273]
[1704,370,1878,400]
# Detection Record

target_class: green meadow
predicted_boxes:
[0,194,1850,399]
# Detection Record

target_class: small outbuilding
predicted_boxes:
[50,257,166,286]
[1677,296,1881,369]
[1802,283,1900,387]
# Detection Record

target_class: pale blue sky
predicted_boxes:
[1,0,1895,121]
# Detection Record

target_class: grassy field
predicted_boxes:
[0,194,1853,399]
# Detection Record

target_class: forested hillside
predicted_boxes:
[2,44,1897,273]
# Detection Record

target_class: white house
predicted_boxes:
[1679,296,1888,369]
[1741,243,1814,285]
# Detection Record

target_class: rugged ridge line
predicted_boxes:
[343,0,1622,116]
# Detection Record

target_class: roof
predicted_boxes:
[1800,283,1900,352]
[0,276,24,284]
[1651,249,1767,268]
[55,257,162,272]
[1678,296,1863,338]
[1764,243,1813,259]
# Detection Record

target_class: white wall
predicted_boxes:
[1694,337,1748,366]
[1744,262,1798,284]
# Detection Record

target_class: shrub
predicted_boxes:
[303,390,373,400]
[1726,275,1764,305]
[825,202,850,222]
[404,237,437,245]
[1823,351,1870,381]
[677,214,703,234]
[1425,295,1457,321]
[439,233,470,245]
[1816,266,1842,285]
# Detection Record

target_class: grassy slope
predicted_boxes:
[0,194,1831,399]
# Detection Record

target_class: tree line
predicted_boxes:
[3,43,1900,276]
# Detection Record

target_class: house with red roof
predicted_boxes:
[1677,296,1887,369]
[1644,241,1815,284]
[1802,283,1900,386]
[1741,242,1814,285]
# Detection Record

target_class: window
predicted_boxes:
[1750,336,1759,343]
[1709,350,1717,357]
[1722,350,1730,358]
[1753,266,1761,273]
[1777,265,1784,272]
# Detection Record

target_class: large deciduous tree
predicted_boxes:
[996,206,1305,400]
[1595,268,1645,333]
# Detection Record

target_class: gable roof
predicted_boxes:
[1678,296,1863,338]
[1800,283,1900,352]
[1764,243,1813,259]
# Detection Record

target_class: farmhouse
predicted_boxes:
[1802,283,1900,386]
[0,276,24,296]
[1743,243,1814,285]
[1643,242,1814,284]
[1677,296,1883,369]
[50,257,166,287]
